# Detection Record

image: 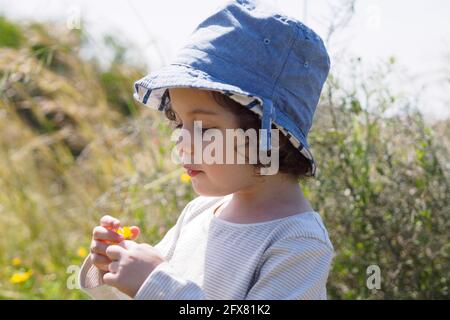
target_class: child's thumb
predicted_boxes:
[130,226,140,240]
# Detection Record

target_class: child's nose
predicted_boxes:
[176,127,194,157]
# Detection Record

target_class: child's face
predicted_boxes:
[168,87,261,196]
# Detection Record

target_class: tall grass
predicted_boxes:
[0,17,194,299]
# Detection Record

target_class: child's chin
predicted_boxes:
[192,182,217,197]
[192,185,215,197]
[192,183,231,197]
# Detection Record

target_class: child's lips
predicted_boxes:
[186,168,201,177]
[183,165,202,177]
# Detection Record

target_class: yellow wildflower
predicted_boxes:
[11,257,22,267]
[180,173,191,184]
[10,270,33,284]
[117,226,132,240]
[77,246,88,258]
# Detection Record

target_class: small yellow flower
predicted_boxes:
[117,226,132,240]
[77,246,88,258]
[11,257,22,267]
[180,173,191,184]
[10,270,33,284]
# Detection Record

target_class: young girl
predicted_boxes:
[78,0,333,300]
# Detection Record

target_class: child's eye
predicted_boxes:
[173,122,182,129]
[172,123,216,131]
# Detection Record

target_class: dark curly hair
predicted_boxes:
[164,89,312,181]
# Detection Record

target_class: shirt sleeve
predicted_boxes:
[134,261,205,300]
[77,224,180,300]
[152,221,179,259]
[77,198,201,299]
[150,196,203,259]
[77,254,132,300]
[129,197,224,300]
[245,237,334,300]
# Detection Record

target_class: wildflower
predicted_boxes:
[11,257,22,267]
[77,246,88,258]
[116,226,132,240]
[10,270,33,284]
[180,173,191,184]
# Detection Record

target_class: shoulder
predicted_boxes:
[178,195,225,225]
[258,213,335,276]
[268,212,334,252]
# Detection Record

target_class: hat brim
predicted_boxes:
[133,63,262,110]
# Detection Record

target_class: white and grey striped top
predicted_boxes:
[78,194,334,300]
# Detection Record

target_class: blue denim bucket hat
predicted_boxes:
[133,0,331,177]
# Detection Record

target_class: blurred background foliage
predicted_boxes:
[0,15,448,299]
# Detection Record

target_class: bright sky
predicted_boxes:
[1,0,449,122]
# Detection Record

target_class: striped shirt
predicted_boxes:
[78,194,334,300]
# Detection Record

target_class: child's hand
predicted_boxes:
[103,240,165,298]
[90,215,140,272]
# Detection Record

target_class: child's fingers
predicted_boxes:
[130,226,140,240]
[90,253,111,271]
[119,240,138,250]
[102,271,118,287]
[107,261,120,274]
[100,215,121,230]
[92,226,124,243]
[90,239,109,256]
[105,244,126,261]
